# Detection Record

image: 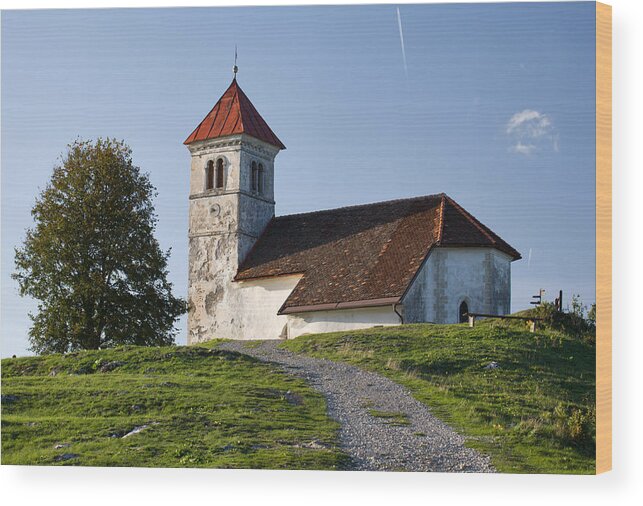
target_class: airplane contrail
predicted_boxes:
[396,7,408,78]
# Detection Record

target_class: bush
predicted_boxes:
[533,298,596,342]
[552,402,596,447]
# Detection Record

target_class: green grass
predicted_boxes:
[1,343,347,469]
[367,410,410,427]
[282,318,596,474]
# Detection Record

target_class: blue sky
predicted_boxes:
[1,3,596,357]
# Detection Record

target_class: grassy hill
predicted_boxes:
[2,317,595,474]
[282,318,596,474]
[1,343,346,469]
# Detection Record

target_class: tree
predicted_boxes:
[14,139,186,354]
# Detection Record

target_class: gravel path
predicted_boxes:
[219,340,494,473]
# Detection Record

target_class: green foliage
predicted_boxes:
[552,403,595,446]
[531,297,596,343]
[1,344,346,469]
[587,303,596,327]
[282,318,596,474]
[13,139,186,354]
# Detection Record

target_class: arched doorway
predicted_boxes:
[459,301,469,323]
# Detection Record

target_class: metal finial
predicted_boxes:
[233,45,238,79]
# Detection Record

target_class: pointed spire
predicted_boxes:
[184,79,286,149]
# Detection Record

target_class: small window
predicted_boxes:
[215,159,224,189]
[459,301,469,323]
[258,163,264,194]
[251,161,258,192]
[206,160,214,190]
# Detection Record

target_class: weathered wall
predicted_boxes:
[403,247,512,324]
[237,193,274,260]
[189,272,301,342]
[286,306,401,338]
[188,234,235,341]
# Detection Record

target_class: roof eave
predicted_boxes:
[435,243,521,261]
[234,271,305,283]
[278,296,401,315]
[184,132,285,151]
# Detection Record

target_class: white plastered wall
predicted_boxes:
[286,306,401,339]
[230,275,303,340]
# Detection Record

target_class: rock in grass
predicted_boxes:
[301,440,327,449]
[284,390,304,405]
[54,453,79,461]
[121,422,158,438]
[99,361,124,373]
[122,425,149,438]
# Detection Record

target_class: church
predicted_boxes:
[184,76,521,343]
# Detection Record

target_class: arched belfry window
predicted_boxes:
[205,160,214,190]
[258,163,265,195]
[251,161,258,192]
[459,301,469,324]
[215,159,224,189]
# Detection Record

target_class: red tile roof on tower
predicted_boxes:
[235,194,521,314]
[184,78,286,149]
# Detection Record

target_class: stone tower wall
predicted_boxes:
[186,134,280,343]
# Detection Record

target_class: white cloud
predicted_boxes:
[507,110,543,133]
[506,109,557,155]
[511,142,536,155]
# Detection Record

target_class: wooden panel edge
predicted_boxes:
[595,1,612,475]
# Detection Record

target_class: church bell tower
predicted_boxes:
[184,74,285,343]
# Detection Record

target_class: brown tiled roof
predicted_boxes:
[184,79,286,149]
[235,194,521,314]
